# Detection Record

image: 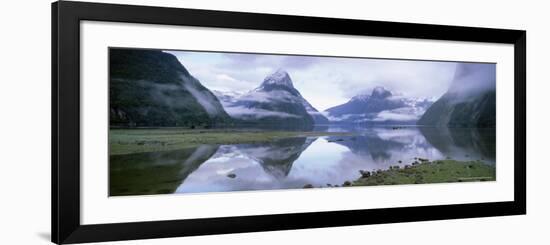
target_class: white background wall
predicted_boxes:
[0,0,547,244]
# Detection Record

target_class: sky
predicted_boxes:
[166,50,462,111]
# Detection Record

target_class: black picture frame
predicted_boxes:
[52,1,526,244]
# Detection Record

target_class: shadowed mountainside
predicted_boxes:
[109,49,231,127]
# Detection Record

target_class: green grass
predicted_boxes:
[110,128,352,155]
[351,160,495,186]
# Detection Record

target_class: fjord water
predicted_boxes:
[109,126,495,196]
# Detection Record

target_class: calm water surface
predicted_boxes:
[109,126,495,196]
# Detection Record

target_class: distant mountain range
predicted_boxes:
[324,86,434,125]
[418,63,496,127]
[109,49,495,128]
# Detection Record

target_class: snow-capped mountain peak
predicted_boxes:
[260,69,294,88]
[371,86,393,99]
[351,87,393,102]
[213,70,328,124]
[325,86,433,125]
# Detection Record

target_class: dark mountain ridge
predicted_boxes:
[109,49,231,127]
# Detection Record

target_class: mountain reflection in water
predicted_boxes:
[109,126,495,196]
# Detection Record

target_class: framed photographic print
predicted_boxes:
[52,1,526,244]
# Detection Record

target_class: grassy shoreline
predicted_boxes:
[350,160,495,187]
[110,128,352,155]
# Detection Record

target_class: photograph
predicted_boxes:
[0,0,537,243]
[108,48,497,196]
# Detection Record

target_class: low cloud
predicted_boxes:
[224,106,300,119]
[238,90,298,104]
[447,63,496,100]
[372,109,420,122]
[322,113,358,122]
[181,77,224,116]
